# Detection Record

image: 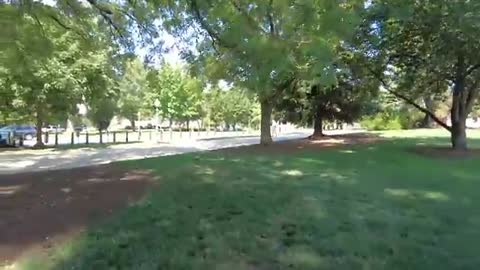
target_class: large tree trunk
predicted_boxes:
[260,99,273,145]
[421,95,434,128]
[450,88,468,151]
[34,105,45,148]
[311,113,324,139]
[450,117,467,151]
[449,54,470,151]
[130,119,136,130]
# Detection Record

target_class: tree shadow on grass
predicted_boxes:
[19,140,480,270]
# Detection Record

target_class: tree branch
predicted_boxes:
[466,64,480,77]
[189,0,237,51]
[267,0,275,36]
[85,0,124,38]
[47,14,72,30]
[466,80,480,114]
[368,67,452,132]
[230,0,266,34]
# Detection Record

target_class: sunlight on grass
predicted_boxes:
[384,188,450,201]
[379,128,480,140]
[281,169,304,177]
[280,246,324,268]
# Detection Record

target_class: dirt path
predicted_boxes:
[0,164,152,266]
[217,133,381,155]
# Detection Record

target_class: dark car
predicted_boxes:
[74,125,87,132]
[0,125,37,142]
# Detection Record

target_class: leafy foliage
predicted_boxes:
[147,65,203,125]
[357,0,480,148]
[154,0,363,143]
[117,58,150,127]
[87,97,117,131]
[203,87,257,129]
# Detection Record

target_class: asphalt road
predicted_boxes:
[0,130,316,175]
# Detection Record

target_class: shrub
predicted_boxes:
[360,112,402,131]
[398,107,425,129]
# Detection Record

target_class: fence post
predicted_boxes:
[44,132,49,144]
[113,131,117,143]
[149,130,152,141]
[71,132,74,145]
[19,136,24,147]
[169,128,173,141]
[189,128,192,139]
[86,132,89,144]
[160,129,164,141]
[55,132,59,146]
[138,129,142,141]
[125,131,129,143]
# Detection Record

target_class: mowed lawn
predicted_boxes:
[19,130,480,270]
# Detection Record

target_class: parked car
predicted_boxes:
[0,124,37,142]
[140,123,154,129]
[43,125,66,133]
[74,125,87,132]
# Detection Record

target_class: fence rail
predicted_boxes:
[2,123,352,148]
[5,127,272,148]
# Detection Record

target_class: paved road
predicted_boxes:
[20,130,267,147]
[0,131,317,175]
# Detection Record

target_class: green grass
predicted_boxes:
[377,128,480,147]
[19,130,480,270]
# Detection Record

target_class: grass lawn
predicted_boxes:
[18,130,480,270]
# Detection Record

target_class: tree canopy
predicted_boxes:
[2,0,480,150]
[356,0,480,149]
[153,0,363,143]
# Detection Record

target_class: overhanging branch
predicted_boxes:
[267,0,275,36]
[466,64,480,77]
[230,0,266,34]
[85,0,124,38]
[368,67,452,132]
[189,0,240,52]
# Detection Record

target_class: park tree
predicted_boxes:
[87,96,117,135]
[278,74,374,138]
[0,1,127,146]
[155,0,363,144]
[358,0,480,150]
[309,79,371,138]
[118,58,150,129]
[147,64,202,128]
[178,75,203,128]
[202,88,223,129]
[204,87,256,130]
[221,88,256,130]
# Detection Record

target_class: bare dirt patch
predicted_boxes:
[218,133,382,155]
[410,146,480,159]
[0,164,153,266]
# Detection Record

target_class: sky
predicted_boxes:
[135,31,184,66]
